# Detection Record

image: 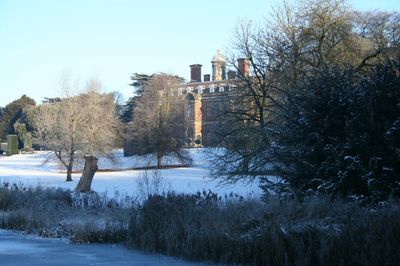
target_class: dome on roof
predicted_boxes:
[211,49,226,62]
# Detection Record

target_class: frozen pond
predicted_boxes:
[0,230,210,266]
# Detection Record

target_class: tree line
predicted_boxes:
[0,78,121,191]
[0,73,187,189]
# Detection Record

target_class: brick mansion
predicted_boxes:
[170,49,250,147]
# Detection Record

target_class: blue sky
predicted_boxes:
[0,0,399,106]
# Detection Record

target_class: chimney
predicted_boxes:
[237,58,250,78]
[190,64,202,82]
[203,74,210,82]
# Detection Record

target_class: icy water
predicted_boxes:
[0,230,210,266]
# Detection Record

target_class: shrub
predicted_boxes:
[135,170,168,201]
[0,183,133,244]
[128,193,400,265]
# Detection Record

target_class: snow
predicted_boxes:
[0,230,209,266]
[0,149,257,265]
[0,149,248,265]
[0,149,261,198]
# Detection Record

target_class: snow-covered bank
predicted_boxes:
[0,230,210,266]
[0,149,261,198]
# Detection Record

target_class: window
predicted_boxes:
[185,94,195,120]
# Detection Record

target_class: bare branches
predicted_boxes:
[32,78,121,181]
[125,73,190,167]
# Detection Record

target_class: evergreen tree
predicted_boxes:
[120,73,151,123]
[0,95,36,146]
[269,60,400,200]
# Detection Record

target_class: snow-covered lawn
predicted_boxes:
[0,149,261,198]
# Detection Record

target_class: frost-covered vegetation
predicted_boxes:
[0,183,132,243]
[1,182,400,266]
[210,0,400,202]
[129,193,400,265]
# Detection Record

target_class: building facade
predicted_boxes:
[171,50,249,146]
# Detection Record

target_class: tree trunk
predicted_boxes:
[66,151,75,182]
[157,150,162,168]
[242,156,250,174]
[75,155,98,192]
[66,165,73,182]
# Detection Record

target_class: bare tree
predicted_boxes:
[77,79,121,156]
[32,96,83,181]
[125,73,190,168]
[75,155,99,192]
[74,81,121,191]
[32,78,121,185]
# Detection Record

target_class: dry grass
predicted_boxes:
[1,182,399,265]
[128,193,400,266]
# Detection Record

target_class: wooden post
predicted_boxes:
[75,155,98,192]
